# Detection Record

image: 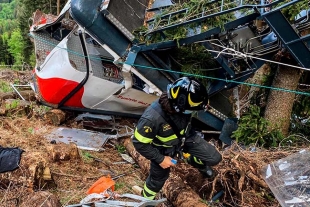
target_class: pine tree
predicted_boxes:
[17,0,67,64]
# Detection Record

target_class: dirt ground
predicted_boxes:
[0,69,308,207]
[0,69,157,206]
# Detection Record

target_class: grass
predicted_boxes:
[0,80,12,92]
[115,144,126,153]
[80,150,94,163]
[33,105,51,117]
[115,182,125,190]
[5,99,19,110]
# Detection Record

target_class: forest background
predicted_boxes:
[0,0,66,67]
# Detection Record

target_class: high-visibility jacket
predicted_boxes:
[132,100,192,164]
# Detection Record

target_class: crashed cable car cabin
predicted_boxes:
[29,0,310,144]
[30,0,166,118]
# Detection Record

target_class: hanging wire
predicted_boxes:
[197,39,310,71]
[29,33,310,96]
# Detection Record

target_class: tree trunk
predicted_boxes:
[44,109,66,125]
[264,64,301,136]
[122,138,209,207]
[48,142,80,162]
[0,152,55,190]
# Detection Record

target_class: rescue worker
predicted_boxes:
[132,76,222,201]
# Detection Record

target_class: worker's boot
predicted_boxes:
[187,155,215,178]
[199,165,215,179]
[132,186,155,207]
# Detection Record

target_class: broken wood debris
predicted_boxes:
[122,136,301,206]
[48,142,80,162]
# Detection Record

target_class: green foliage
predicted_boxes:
[290,95,310,135]
[115,144,126,154]
[135,0,237,43]
[5,99,19,110]
[81,151,92,163]
[1,34,14,65]
[8,28,25,65]
[232,105,284,148]
[33,104,51,116]
[0,0,16,20]
[0,0,17,65]
[114,182,125,190]
[169,44,218,85]
[282,0,308,21]
[28,127,34,134]
[293,95,310,117]
[0,80,12,92]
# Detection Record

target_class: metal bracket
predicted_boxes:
[10,84,33,101]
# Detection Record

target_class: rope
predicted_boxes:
[199,40,310,71]
[129,63,310,96]
[29,33,310,96]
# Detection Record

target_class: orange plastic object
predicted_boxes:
[87,176,115,194]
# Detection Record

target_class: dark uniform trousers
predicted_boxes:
[142,132,222,199]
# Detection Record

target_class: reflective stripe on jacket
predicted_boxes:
[133,100,191,148]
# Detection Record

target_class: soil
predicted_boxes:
[0,69,151,206]
[0,69,307,207]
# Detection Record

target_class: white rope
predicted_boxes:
[299,83,310,87]
[247,55,310,71]
[197,39,310,71]
[208,48,310,71]
[215,46,247,59]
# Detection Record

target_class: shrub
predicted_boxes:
[232,105,283,148]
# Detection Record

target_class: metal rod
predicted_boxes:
[10,84,25,101]
[201,130,221,134]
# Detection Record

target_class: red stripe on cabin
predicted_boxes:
[37,76,84,107]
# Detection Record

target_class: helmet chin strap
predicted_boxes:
[174,104,186,113]
[173,105,180,113]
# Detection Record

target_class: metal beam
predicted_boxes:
[263,11,310,68]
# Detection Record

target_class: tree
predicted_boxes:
[8,28,25,65]
[16,0,67,65]
[264,63,302,136]
[1,33,13,65]
[0,35,7,64]
[264,1,308,137]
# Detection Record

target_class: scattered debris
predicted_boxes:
[120,153,135,164]
[74,113,113,122]
[70,175,167,207]
[48,142,80,162]
[44,109,67,125]
[262,149,310,206]
[45,127,109,151]
[10,84,33,101]
[88,155,117,174]
[67,193,167,207]
[0,146,24,173]
[86,176,115,195]
[45,121,133,151]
